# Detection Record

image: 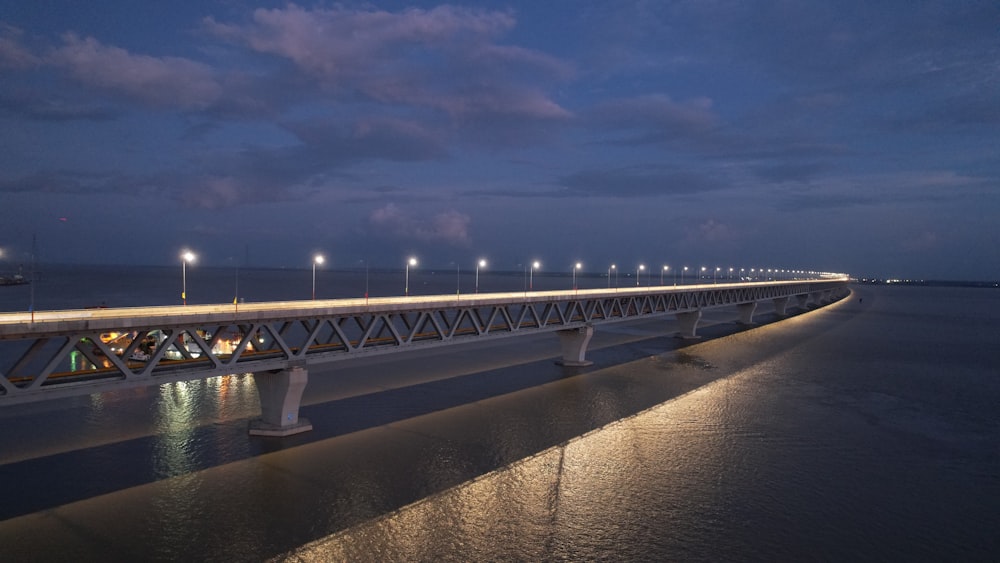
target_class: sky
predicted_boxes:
[1,1,998,280]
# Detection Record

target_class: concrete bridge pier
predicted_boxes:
[773,296,790,316]
[737,302,758,325]
[675,310,702,339]
[249,365,313,437]
[796,294,809,310]
[555,325,595,366]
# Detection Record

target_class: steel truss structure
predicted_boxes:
[0,280,848,404]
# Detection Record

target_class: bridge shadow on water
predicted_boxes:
[0,308,808,524]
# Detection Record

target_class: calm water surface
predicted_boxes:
[1,267,998,561]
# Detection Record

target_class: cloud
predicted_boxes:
[687,219,736,243]
[901,231,940,252]
[557,166,726,198]
[586,94,718,138]
[0,91,117,121]
[204,5,515,80]
[773,170,995,211]
[283,117,447,162]
[753,162,829,183]
[0,24,40,69]
[179,176,244,210]
[203,4,572,121]
[369,203,471,245]
[48,34,223,110]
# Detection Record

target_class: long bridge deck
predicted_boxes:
[1,278,850,434]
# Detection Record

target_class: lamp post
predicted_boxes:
[700,266,707,283]
[405,257,417,296]
[608,264,616,288]
[573,262,581,290]
[476,259,486,293]
[715,267,720,284]
[682,266,688,285]
[661,265,669,286]
[312,254,324,300]
[636,264,645,286]
[530,261,540,290]
[181,250,195,305]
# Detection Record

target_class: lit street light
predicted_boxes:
[637,264,645,286]
[715,266,720,284]
[181,250,196,305]
[701,266,707,283]
[573,262,582,290]
[608,264,617,289]
[682,266,688,285]
[661,265,669,286]
[312,254,324,300]
[476,259,486,293]
[405,257,417,296]
[530,261,540,290]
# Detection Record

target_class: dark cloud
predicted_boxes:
[0,91,117,121]
[557,166,726,198]
[753,162,830,183]
[283,117,448,163]
[773,171,996,211]
[877,96,1000,133]
[585,94,717,137]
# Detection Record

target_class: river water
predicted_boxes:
[1,266,998,561]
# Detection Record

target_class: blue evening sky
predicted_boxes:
[1,1,997,280]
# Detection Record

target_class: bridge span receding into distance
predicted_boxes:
[0,277,850,435]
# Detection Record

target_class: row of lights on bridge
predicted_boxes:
[179,249,841,305]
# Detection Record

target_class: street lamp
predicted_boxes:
[608,264,617,288]
[573,262,582,290]
[661,265,669,286]
[637,264,645,286]
[682,266,688,285]
[530,261,540,290]
[405,257,417,296]
[476,259,486,293]
[700,266,707,283]
[181,250,195,305]
[715,266,720,284]
[312,254,325,300]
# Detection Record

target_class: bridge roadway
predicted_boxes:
[0,278,849,435]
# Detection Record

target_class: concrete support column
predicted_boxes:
[773,296,790,316]
[250,365,313,436]
[737,302,758,325]
[675,310,702,339]
[809,292,824,307]
[556,325,595,366]
[796,294,809,310]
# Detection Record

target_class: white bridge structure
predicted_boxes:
[0,278,849,436]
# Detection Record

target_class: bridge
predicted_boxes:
[0,278,849,435]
